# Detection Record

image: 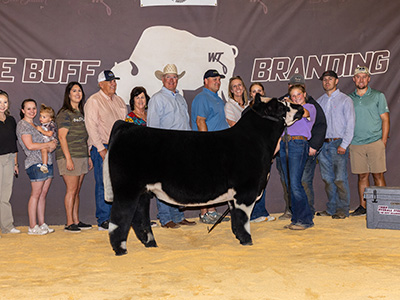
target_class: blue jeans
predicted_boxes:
[156,199,184,226]
[302,155,317,215]
[318,139,350,216]
[279,140,313,227]
[91,145,112,226]
[250,190,270,220]
[276,152,317,214]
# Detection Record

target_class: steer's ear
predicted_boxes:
[253,93,262,105]
[254,93,272,105]
[260,96,273,103]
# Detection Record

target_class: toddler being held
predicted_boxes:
[36,104,57,173]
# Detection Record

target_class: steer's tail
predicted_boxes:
[103,151,113,202]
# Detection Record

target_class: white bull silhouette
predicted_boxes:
[111,26,238,104]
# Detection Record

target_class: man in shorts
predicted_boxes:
[348,66,390,216]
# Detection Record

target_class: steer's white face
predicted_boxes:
[280,100,302,126]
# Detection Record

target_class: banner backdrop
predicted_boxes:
[1,0,399,225]
[140,0,218,7]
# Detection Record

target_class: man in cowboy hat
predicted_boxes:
[147,63,196,228]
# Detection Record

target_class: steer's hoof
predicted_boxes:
[240,240,253,246]
[145,240,158,248]
[114,248,128,256]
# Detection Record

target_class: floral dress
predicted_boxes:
[125,111,146,126]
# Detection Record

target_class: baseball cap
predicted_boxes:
[203,69,226,80]
[98,70,120,83]
[319,70,338,80]
[288,73,305,85]
[354,66,370,76]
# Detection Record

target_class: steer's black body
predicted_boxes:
[106,96,303,255]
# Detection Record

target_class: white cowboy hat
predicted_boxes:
[155,64,186,80]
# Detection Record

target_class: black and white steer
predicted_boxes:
[104,95,303,255]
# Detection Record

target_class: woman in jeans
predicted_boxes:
[279,85,315,230]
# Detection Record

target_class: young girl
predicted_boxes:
[36,104,57,173]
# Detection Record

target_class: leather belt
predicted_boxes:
[324,138,340,142]
[282,135,308,141]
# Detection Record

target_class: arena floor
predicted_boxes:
[1,214,399,300]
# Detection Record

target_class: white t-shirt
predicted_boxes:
[224,98,248,125]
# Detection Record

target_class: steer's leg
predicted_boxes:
[109,195,138,256]
[131,193,157,248]
[230,199,255,246]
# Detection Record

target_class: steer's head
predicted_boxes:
[279,99,304,126]
[252,94,304,126]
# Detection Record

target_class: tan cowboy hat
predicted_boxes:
[155,64,186,80]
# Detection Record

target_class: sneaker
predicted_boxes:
[199,212,216,224]
[64,224,81,233]
[98,220,109,231]
[316,210,331,217]
[9,227,21,234]
[250,216,276,223]
[40,223,55,233]
[251,216,267,223]
[266,215,276,222]
[28,225,48,235]
[150,221,158,228]
[350,205,366,216]
[39,164,49,173]
[77,221,92,230]
[278,211,292,220]
[208,211,230,222]
[332,212,347,219]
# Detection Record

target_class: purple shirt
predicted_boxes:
[283,103,316,140]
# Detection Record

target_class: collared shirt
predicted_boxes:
[191,88,229,131]
[224,98,248,125]
[317,89,355,149]
[349,87,389,145]
[147,86,191,130]
[84,89,127,152]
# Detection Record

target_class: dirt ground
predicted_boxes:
[1,214,399,300]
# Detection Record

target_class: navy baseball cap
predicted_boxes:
[98,70,120,83]
[319,70,338,80]
[203,69,226,80]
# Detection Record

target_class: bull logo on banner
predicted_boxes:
[112,26,238,104]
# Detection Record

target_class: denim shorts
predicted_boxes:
[26,164,54,182]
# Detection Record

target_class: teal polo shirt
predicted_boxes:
[349,87,389,145]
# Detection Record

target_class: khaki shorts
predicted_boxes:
[57,157,89,176]
[349,139,386,174]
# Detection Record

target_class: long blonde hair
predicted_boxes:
[228,76,249,106]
